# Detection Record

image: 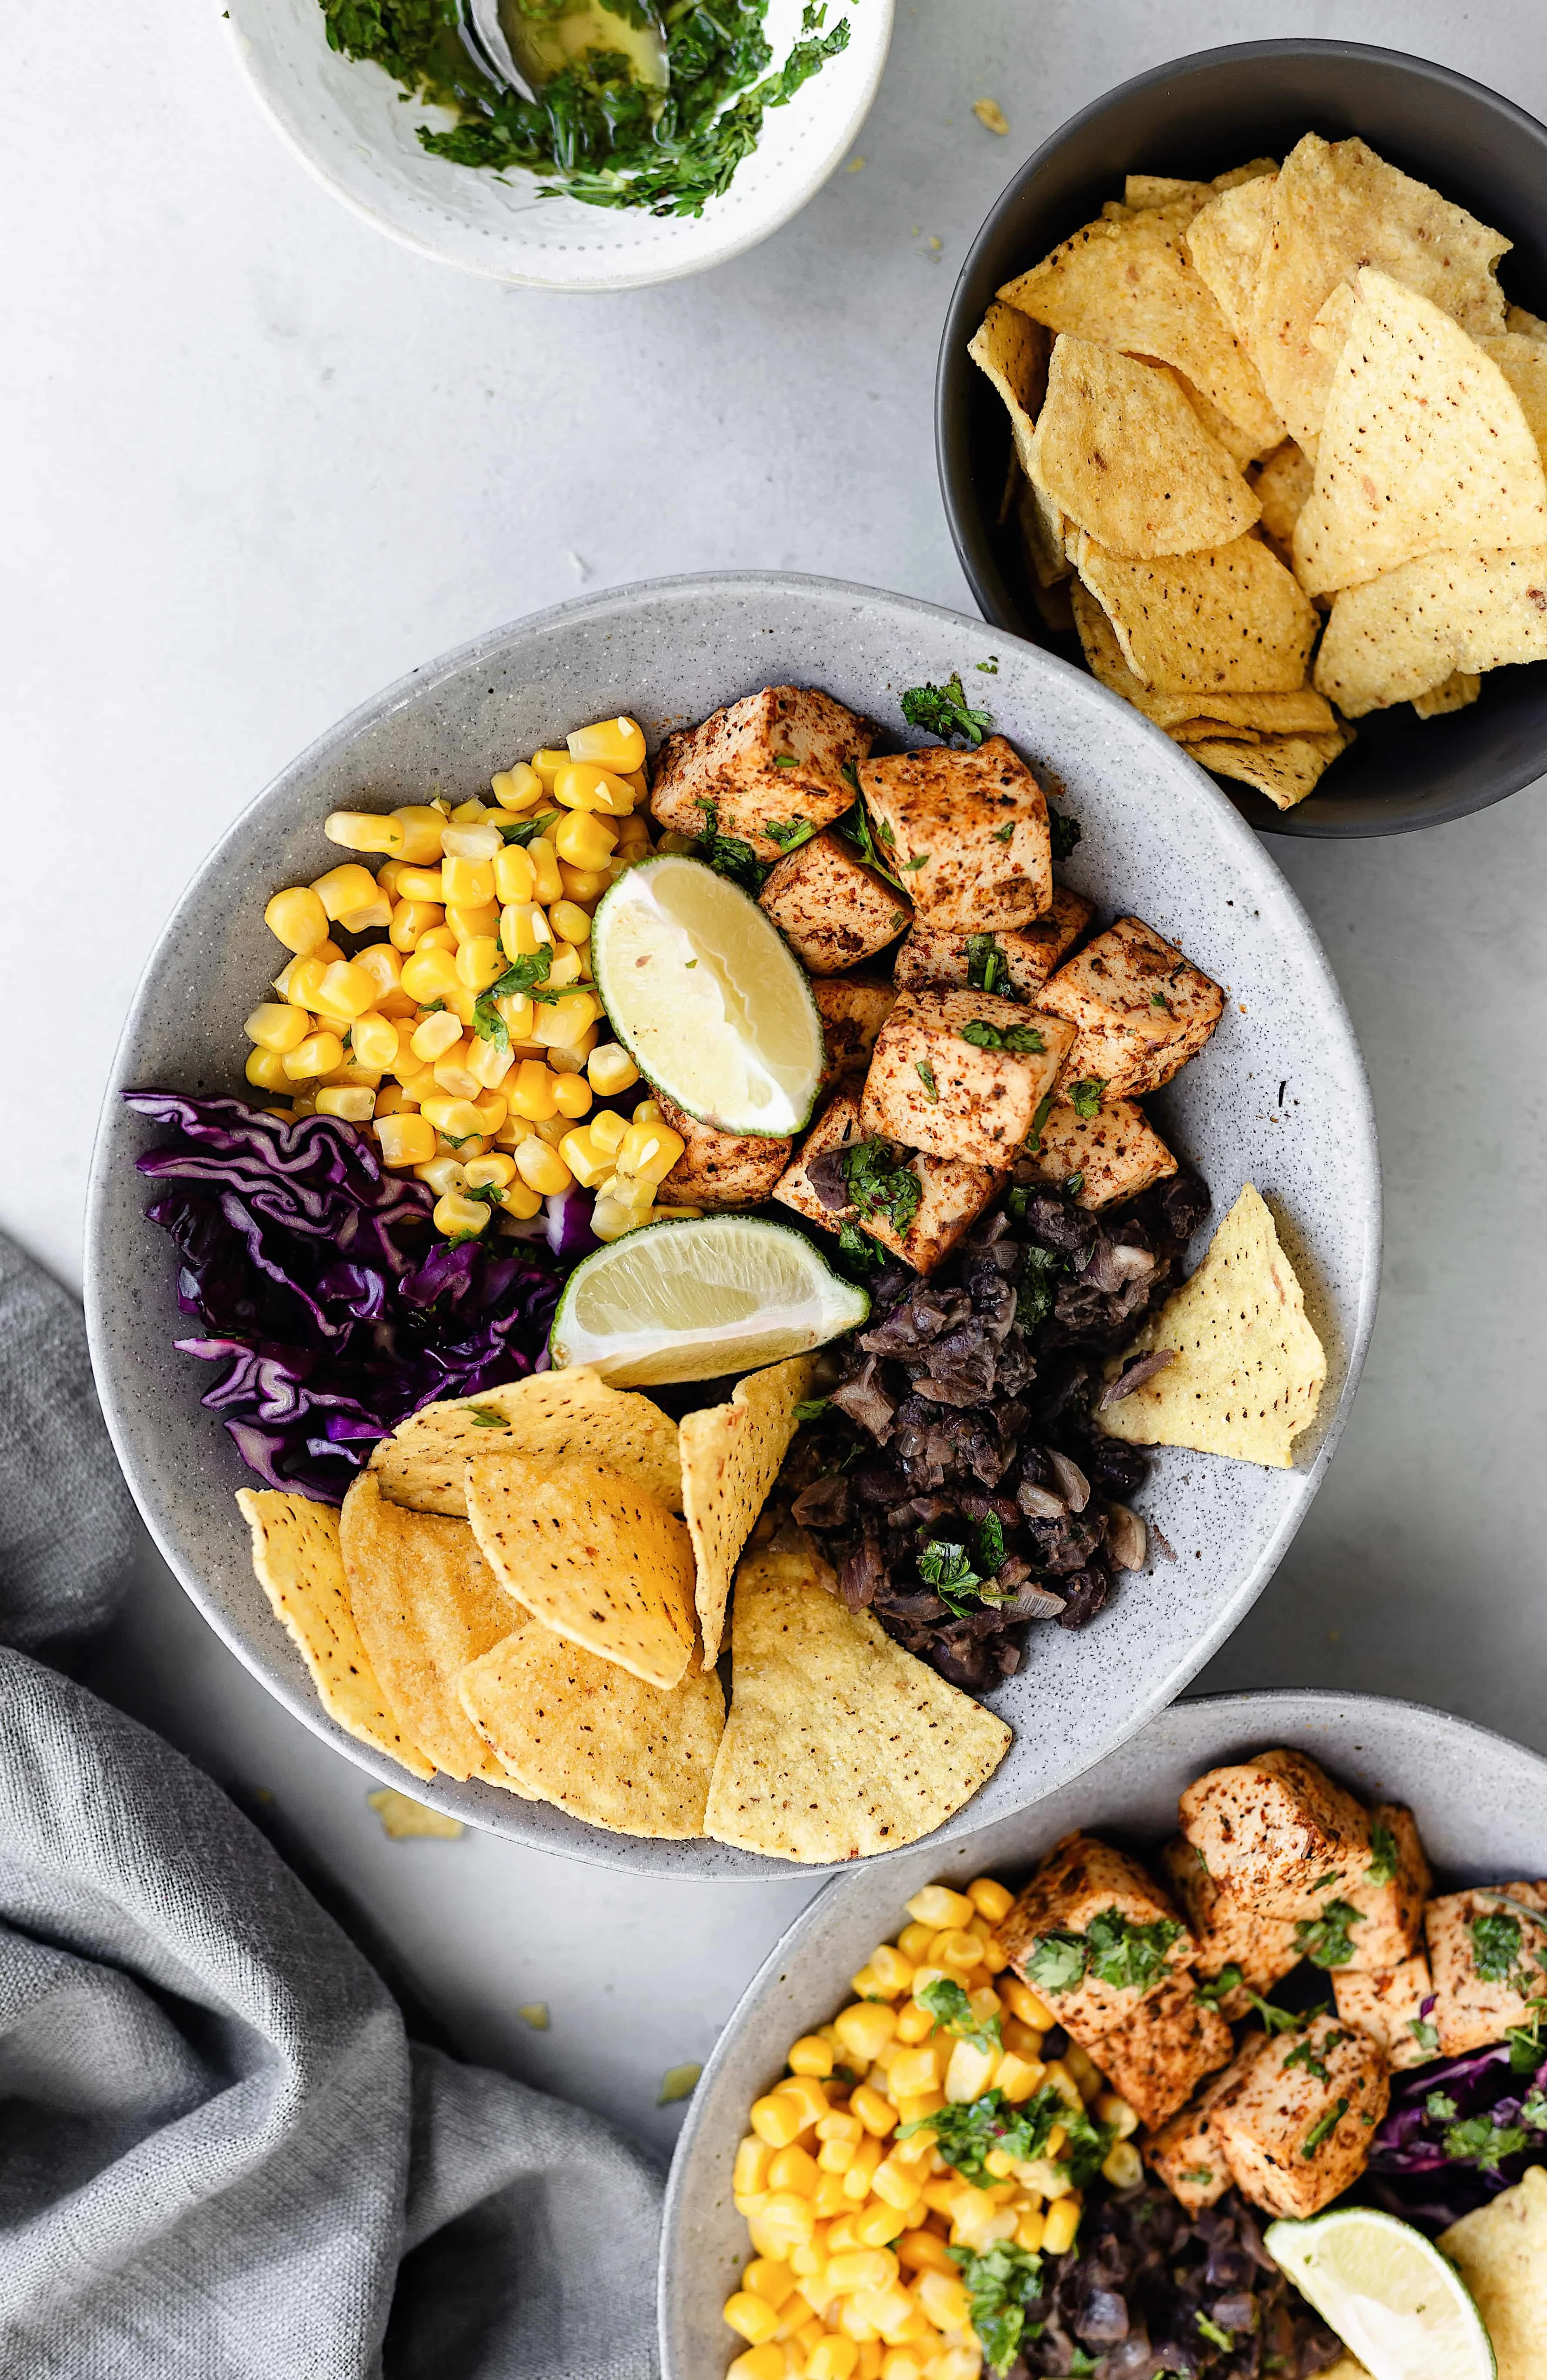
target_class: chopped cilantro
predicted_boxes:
[1026,1933,1087,1994]
[1507,1998,1547,2072]
[1064,1171,1085,1197]
[492,809,560,846]
[1193,1966,1299,2034]
[1283,2030,1350,2086]
[772,752,799,768]
[1471,1913,1524,1983]
[899,851,930,871]
[840,1140,922,1235]
[976,659,1000,674]
[1366,1823,1400,1888]
[1084,1905,1184,1992]
[692,796,766,894]
[792,1397,830,1424]
[992,820,1015,842]
[902,2085,1109,2189]
[1180,2165,1215,2186]
[915,1059,940,1103]
[977,1512,1007,1574]
[834,795,906,891]
[1197,2313,1235,2350]
[1066,1077,1105,1120]
[1407,2017,1441,2053]
[1441,2113,1531,2171]
[900,672,993,747]
[763,816,817,852]
[1302,2099,1348,2158]
[1295,1899,1363,1971]
[918,1539,1001,1617]
[1048,808,1082,862]
[1024,1090,1055,1153]
[468,1405,510,1427]
[472,948,565,1049]
[1150,991,1171,1014]
[949,2241,1043,2377]
[1018,1240,1062,1330]
[834,1218,886,1274]
[960,1018,1045,1054]
[966,933,1007,996]
[918,1976,1002,2054]
[1523,2085,1547,2129]
[1426,2091,1459,2123]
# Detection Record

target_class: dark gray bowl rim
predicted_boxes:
[935,36,1547,841]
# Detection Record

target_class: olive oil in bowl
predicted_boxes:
[499,0,668,93]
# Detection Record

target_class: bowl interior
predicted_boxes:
[226,0,893,290]
[86,572,1379,1878]
[938,40,1547,837]
[660,1689,1547,2379]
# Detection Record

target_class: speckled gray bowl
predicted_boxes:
[659,1690,1547,2379]
[85,573,1380,1877]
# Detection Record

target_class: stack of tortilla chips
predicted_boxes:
[973,136,1547,807]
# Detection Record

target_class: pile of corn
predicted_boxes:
[243,715,693,1243]
[722,1879,1141,2380]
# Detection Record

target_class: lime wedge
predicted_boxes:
[548,1217,868,1385]
[591,855,824,1135]
[1266,2208,1496,2380]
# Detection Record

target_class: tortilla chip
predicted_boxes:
[1125,174,1211,213]
[339,1472,519,1784]
[1168,720,1262,745]
[1293,271,1547,596]
[1000,205,1282,453]
[1183,728,1352,810]
[1482,329,1547,459]
[236,1487,434,1779]
[1247,134,1510,446]
[1439,2163,1547,2380]
[465,1453,696,1688]
[968,300,1050,485]
[1164,370,1279,468]
[1014,473,1071,591]
[1185,172,1278,344]
[1101,1183,1326,1467]
[368,1367,682,1518]
[703,1548,1011,1863]
[1070,580,1335,733]
[458,1627,725,1838]
[1412,669,1482,719]
[1314,545,1547,715]
[1252,438,1315,568]
[1073,530,1319,692]
[1507,304,1547,342]
[682,1353,817,1664]
[1031,338,1259,556]
[367,1788,464,1839]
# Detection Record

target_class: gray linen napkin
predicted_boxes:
[0,1235,662,2378]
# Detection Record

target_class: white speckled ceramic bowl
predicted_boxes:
[659,1691,1547,2379]
[224,0,893,289]
[85,573,1380,1875]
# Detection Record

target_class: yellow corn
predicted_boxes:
[554,1128,607,1189]
[420,926,462,960]
[1000,1979,1056,2030]
[377,860,407,901]
[769,2144,821,2198]
[551,1071,593,1119]
[905,1887,975,1932]
[588,1193,642,1241]
[532,991,601,1051]
[895,2232,953,2279]
[726,2350,785,2380]
[492,992,536,1045]
[923,2352,978,2380]
[350,1013,400,1070]
[780,2076,831,2128]
[583,1108,627,1158]
[440,855,495,909]
[854,2198,908,2246]
[611,1119,685,1182]
[508,1061,560,1123]
[557,862,609,904]
[567,714,646,774]
[530,748,570,785]
[313,961,375,1021]
[552,809,619,870]
[1043,2060,1084,2113]
[498,1181,542,1220]
[455,935,506,991]
[736,2140,777,2199]
[830,2002,895,2066]
[512,1137,572,1197]
[885,2047,940,2101]
[878,2353,926,2380]
[1101,2139,1143,2190]
[431,1190,489,1239]
[966,1878,1014,1925]
[283,1031,345,1080]
[466,1036,515,1091]
[245,1003,311,1054]
[812,2171,851,2222]
[725,2293,781,2349]
[411,1010,463,1062]
[1041,2196,1082,2256]
[244,1048,291,1092]
[850,2284,914,2345]
[914,2271,968,2333]
[399,945,462,1006]
[396,865,446,905]
[431,1046,481,1099]
[390,899,442,952]
[892,2003,933,2047]
[931,1931,982,1975]
[850,2086,896,2140]
[500,902,552,959]
[549,898,593,946]
[308,862,378,923]
[546,943,586,990]
[419,1093,481,1137]
[442,822,503,865]
[807,2340,859,2380]
[743,2262,798,2312]
[615,805,652,847]
[841,2139,883,2204]
[264,886,330,955]
[415,1154,469,1197]
[445,900,502,946]
[325,810,404,856]
[353,940,404,999]
[493,843,538,904]
[527,837,564,903]
[1095,2092,1139,2138]
[491,762,544,811]
[376,1113,436,1167]
[448,799,489,824]
[753,2096,810,2152]
[788,2038,835,2080]
[554,762,634,817]
[994,2054,1045,2106]
[374,1083,412,1116]
[389,805,445,864]
[315,1085,375,1122]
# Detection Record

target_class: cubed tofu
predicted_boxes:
[1425,1883,1547,2056]
[1332,1803,1432,1973]
[1178,1748,1374,1922]
[813,976,897,1086]
[1333,1955,1439,2071]
[1086,1970,1234,2132]
[650,686,873,862]
[1040,917,1225,1099]
[999,1831,1197,2043]
[1145,2036,1272,2210]
[1019,1098,1178,1211]
[1160,1834,1300,2017]
[653,1092,791,1211]
[1214,2010,1389,2219]
[894,888,1093,999]
[758,832,912,975]
[772,1087,1004,1276]
[859,989,1075,1170]
[857,736,1053,929]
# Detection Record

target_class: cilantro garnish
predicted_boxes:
[900,672,993,748]
[472,947,571,1049]
[1023,1090,1055,1154]
[1018,1240,1062,1330]
[839,1139,922,1233]
[1295,1900,1363,1971]
[834,793,906,891]
[901,2085,1109,2189]
[1066,1077,1105,1120]
[834,1218,886,1274]
[977,1512,1007,1574]
[949,2241,1043,2378]
[1366,1822,1400,1887]
[915,1059,940,1103]
[966,933,1007,996]
[976,659,999,674]
[692,796,767,893]
[1507,1998,1547,2073]
[918,1976,1002,2054]
[468,1405,509,1427]
[1302,2099,1348,2158]
[1048,807,1082,862]
[1426,2090,1459,2123]
[918,1539,984,1611]
[1180,2165,1215,2186]
[763,815,818,852]
[792,1397,830,1424]
[1471,1912,1524,1982]
[1407,2016,1441,2053]
[992,820,1015,843]
[1027,1906,1182,1999]
[1193,1966,1299,2035]
[1063,1171,1085,1197]
[1196,2313,1235,2350]
[772,752,799,768]
[960,1018,1045,1054]
[1025,1934,1087,1995]
[1440,2113,1531,2171]
[1283,2030,1350,2086]
[492,809,560,846]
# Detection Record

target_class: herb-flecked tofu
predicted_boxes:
[1159,1835,1300,2019]
[813,976,897,1086]
[1425,1883,1547,2056]
[1018,1097,1178,1211]
[857,736,1053,929]
[650,686,873,862]
[1039,917,1225,1100]
[653,1092,791,1211]
[1328,1803,1432,1973]
[1086,1970,1234,2132]
[1145,2036,1272,2210]
[1213,2011,1390,2219]
[1178,1748,1374,1923]
[771,1088,1003,1275]
[894,888,1093,1000]
[999,1830,1197,2043]
[859,988,1075,1170]
[758,831,912,974]
[1333,1955,1439,2070]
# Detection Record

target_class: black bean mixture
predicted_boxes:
[780,1166,1210,1693]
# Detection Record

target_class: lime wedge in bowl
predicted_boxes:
[549,1216,868,1385]
[1266,2208,1496,2380]
[591,854,824,1135]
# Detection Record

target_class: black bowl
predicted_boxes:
[936,40,1547,836]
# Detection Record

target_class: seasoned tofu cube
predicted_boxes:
[1425,1883,1547,2056]
[857,736,1053,929]
[1160,1835,1300,2017]
[1040,917,1225,1099]
[1145,2035,1272,2210]
[1018,1097,1178,1211]
[894,888,1093,999]
[1086,1970,1234,2131]
[813,976,897,1086]
[653,1092,791,1211]
[1178,1748,1373,1922]
[859,989,1075,1170]
[758,831,911,974]
[650,686,873,862]
[1332,1803,1432,1973]
[1214,2010,1390,2219]
[1333,1955,1439,2070]
[999,1831,1197,2043]
[772,1088,1003,1276]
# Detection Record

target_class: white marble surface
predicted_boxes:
[6,0,1547,2159]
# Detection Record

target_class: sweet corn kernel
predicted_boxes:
[445,901,502,946]
[850,2086,896,2140]
[500,902,552,959]
[1041,2197,1081,2256]
[807,2340,859,2380]
[415,1154,469,1197]
[245,1003,311,1054]
[284,1031,345,1080]
[431,1048,481,1100]
[493,843,538,904]
[725,2293,782,2347]
[965,1878,1014,1925]
[1095,2092,1138,2139]
[455,935,506,991]
[384,805,442,864]
[390,899,442,952]
[458,1153,513,1192]
[1062,2043,1102,2104]
[926,2351,979,2380]
[817,2138,857,2176]
[1100,2139,1143,2190]
[469,1090,507,1131]
[436,855,492,907]
[892,2004,934,2047]
[610,1120,684,1182]
[567,714,646,774]
[895,2233,954,2277]
[419,1094,481,1138]
[581,1048,636,1109]
[313,961,375,1022]
[307,863,375,923]
[411,1010,464,1062]
[348,1020,401,1075]
[879,2353,926,2380]
[885,2047,940,2101]
[812,2172,851,2222]
[826,2251,898,2299]
[833,2004,897,2066]
[836,2299,879,2345]
[512,1137,572,1197]
[395,866,445,906]
[895,1926,934,1968]
[779,2077,831,2128]
[552,808,620,870]
[526,837,563,902]
[905,1888,975,1932]
[508,1060,560,1123]
[491,762,544,811]
[532,990,601,1051]
[864,2164,916,2219]
[463,1038,512,1094]
[441,822,502,866]
[554,761,634,817]
[532,1114,570,1149]
[743,2262,797,2313]
[401,946,462,1005]
[1000,1979,1056,2030]
[316,1085,376,1121]
[788,2037,835,2080]
[548,896,594,946]
[264,886,330,954]
[1042,2061,1084,2114]
[545,943,586,991]
[840,2139,883,2203]
[768,2144,821,2198]
[555,1129,609,1190]
[589,1193,644,1242]
[994,2054,1045,2106]
[530,748,569,785]
[914,2271,968,2333]
[726,2350,785,2380]
[494,1180,539,1220]
[867,1945,916,1997]
[851,2283,914,2343]
[557,863,610,905]
[542,1071,589,1122]
[245,1047,291,1092]
[375,1113,436,1167]
[325,809,404,856]
[931,1932,982,1976]
[816,2111,863,2143]
[761,2193,817,2246]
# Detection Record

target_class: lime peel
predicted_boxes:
[1266,2206,1497,2380]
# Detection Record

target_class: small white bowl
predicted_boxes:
[224,0,894,289]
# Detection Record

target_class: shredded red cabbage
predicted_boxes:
[1365,2037,1547,2233]
[127,1091,561,1502]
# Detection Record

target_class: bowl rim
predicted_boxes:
[656,1685,1547,2377]
[934,35,1547,840]
[221,1,895,292]
[83,568,1380,1878]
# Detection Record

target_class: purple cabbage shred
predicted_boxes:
[1365,2037,1547,2233]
